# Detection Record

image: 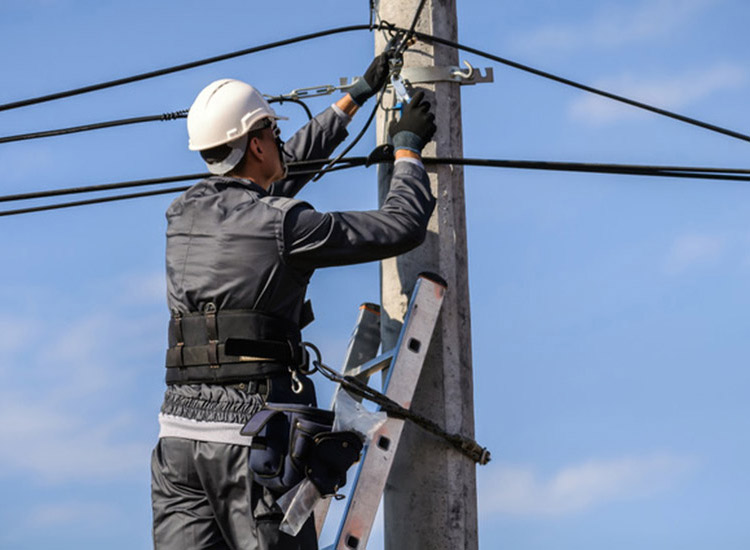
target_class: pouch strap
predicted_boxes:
[240,408,284,438]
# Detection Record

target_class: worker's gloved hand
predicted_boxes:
[388,89,437,154]
[348,52,392,106]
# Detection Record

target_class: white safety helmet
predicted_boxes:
[187,79,288,175]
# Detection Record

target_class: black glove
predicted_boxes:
[348,52,392,106]
[388,89,437,154]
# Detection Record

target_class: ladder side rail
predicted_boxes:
[331,275,446,550]
[315,303,383,536]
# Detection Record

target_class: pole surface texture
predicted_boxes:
[375,1,478,549]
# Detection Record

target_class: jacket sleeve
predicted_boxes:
[269,107,350,198]
[282,160,435,270]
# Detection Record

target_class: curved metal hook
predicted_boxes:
[451,60,474,81]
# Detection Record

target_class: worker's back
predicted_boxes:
[166,176,309,325]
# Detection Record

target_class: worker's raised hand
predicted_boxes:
[388,89,436,154]
[348,52,392,106]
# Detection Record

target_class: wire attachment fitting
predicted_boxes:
[160,109,189,121]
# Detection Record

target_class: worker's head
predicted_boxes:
[187,79,288,181]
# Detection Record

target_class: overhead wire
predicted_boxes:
[394,0,428,56]
[0,96,312,146]
[378,23,750,145]
[0,110,187,144]
[267,97,313,120]
[0,173,207,203]
[0,25,373,113]
[0,165,344,218]
[310,91,384,181]
[0,19,748,220]
[4,157,750,218]
[1,23,747,146]
[311,0,427,182]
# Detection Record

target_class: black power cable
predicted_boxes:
[311,0,425,181]
[0,98,310,146]
[0,185,190,218]
[0,110,187,144]
[0,173,207,204]
[422,157,750,183]
[2,23,746,147]
[267,97,313,121]
[0,159,368,204]
[380,24,750,145]
[3,157,750,218]
[311,91,384,182]
[0,25,373,113]
[0,166,346,217]
[394,0,428,56]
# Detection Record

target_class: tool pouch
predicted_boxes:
[241,403,362,495]
[306,430,363,495]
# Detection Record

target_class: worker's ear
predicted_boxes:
[247,135,264,160]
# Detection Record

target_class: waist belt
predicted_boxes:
[165,303,309,385]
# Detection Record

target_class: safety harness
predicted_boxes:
[165,301,314,385]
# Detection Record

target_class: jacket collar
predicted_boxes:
[208,175,269,197]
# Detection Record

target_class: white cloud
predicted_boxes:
[663,233,726,275]
[0,316,38,357]
[0,273,165,483]
[479,454,696,517]
[512,0,718,54]
[569,63,747,125]
[0,395,151,482]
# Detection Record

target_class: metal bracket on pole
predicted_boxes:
[267,61,492,103]
[399,61,494,86]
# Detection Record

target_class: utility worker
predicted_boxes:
[151,54,436,550]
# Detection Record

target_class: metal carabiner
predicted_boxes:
[301,341,323,374]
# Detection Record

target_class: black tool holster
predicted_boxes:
[241,403,363,496]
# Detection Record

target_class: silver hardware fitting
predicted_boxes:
[398,61,494,86]
[289,366,304,394]
[390,73,411,103]
[265,79,360,102]
[265,60,492,104]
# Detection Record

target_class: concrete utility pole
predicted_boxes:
[375,1,478,549]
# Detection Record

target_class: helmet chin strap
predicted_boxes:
[276,135,289,179]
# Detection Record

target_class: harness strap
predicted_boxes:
[205,302,219,368]
[171,309,185,368]
[165,307,305,377]
[165,339,302,369]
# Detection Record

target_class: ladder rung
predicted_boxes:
[347,349,394,380]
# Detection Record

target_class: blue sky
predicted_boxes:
[1,0,749,548]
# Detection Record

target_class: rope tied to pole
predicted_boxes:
[304,342,492,465]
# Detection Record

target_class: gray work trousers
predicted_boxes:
[151,436,318,550]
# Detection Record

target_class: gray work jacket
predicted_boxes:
[162,106,434,417]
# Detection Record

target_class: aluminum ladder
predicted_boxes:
[316,272,446,550]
